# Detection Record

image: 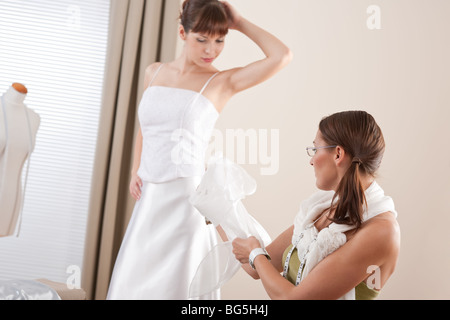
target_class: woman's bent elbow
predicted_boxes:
[280,47,294,67]
[285,48,294,63]
[273,48,293,70]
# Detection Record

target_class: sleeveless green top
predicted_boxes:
[282,245,379,300]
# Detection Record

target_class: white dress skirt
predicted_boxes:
[106,176,220,300]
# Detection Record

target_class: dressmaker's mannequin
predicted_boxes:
[0,83,40,237]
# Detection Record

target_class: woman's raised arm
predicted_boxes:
[221,1,293,95]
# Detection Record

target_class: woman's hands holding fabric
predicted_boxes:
[232,236,261,264]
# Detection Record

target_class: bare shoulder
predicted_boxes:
[366,212,400,240]
[141,62,164,89]
[145,61,163,71]
[350,212,400,257]
[144,62,163,78]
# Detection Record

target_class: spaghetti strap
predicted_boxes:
[199,72,219,95]
[149,63,164,87]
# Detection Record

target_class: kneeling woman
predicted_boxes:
[232,111,400,300]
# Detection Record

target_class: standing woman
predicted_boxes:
[107,0,292,300]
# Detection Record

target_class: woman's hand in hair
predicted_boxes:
[221,1,242,30]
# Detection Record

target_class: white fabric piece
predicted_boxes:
[107,176,219,300]
[189,155,271,299]
[292,181,397,300]
[0,280,61,300]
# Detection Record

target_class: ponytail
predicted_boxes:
[330,159,367,229]
[319,111,385,230]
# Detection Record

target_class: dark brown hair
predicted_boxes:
[319,110,385,229]
[179,0,229,37]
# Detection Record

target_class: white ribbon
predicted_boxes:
[188,154,271,299]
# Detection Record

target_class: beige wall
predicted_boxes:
[173,0,450,300]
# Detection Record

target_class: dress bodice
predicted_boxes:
[137,64,219,183]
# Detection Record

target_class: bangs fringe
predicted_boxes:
[191,5,229,37]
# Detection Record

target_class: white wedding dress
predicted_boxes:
[107,64,221,300]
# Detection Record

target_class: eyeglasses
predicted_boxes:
[306,145,337,157]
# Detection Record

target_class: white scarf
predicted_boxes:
[291,181,397,300]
